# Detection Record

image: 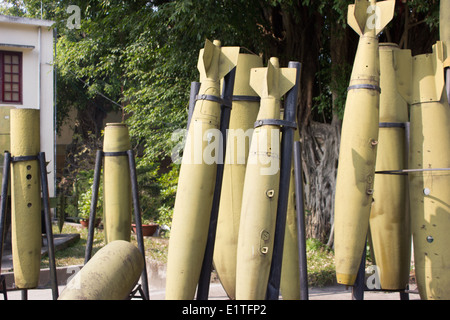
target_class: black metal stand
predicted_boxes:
[127,149,150,300]
[38,152,59,299]
[266,61,302,300]
[0,151,58,300]
[84,149,150,300]
[0,152,10,300]
[0,275,6,300]
[352,242,366,300]
[293,140,309,300]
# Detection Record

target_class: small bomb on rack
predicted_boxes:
[235,57,297,300]
[334,0,395,286]
[213,53,263,300]
[165,39,240,300]
[103,123,132,243]
[10,109,42,289]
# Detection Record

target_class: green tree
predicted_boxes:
[1,0,440,241]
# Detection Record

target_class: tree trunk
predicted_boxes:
[275,4,340,245]
[301,121,340,244]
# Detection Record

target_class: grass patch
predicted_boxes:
[40,224,105,268]
[306,238,336,287]
[41,223,169,268]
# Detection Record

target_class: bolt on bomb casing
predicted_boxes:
[368,43,411,291]
[334,0,395,286]
[58,240,144,300]
[103,123,132,243]
[235,57,296,300]
[400,42,450,300]
[165,40,239,300]
[10,108,41,289]
[212,53,263,300]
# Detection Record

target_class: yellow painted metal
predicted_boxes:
[165,40,239,300]
[0,106,14,188]
[368,43,411,290]
[10,108,41,289]
[103,123,132,243]
[280,130,301,300]
[334,0,394,286]
[58,240,144,300]
[235,57,296,300]
[407,42,450,300]
[212,53,262,300]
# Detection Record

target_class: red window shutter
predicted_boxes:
[1,51,22,104]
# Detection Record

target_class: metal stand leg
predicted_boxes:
[0,152,11,272]
[38,152,58,299]
[400,289,409,300]
[0,152,10,301]
[84,150,103,264]
[352,242,366,300]
[0,275,6,300]
[293,141,309,300]
[128,150,149,300]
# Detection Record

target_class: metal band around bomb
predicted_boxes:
[347,84,381,93]
[232,95,261,102]
[254,119,297,129]
[379,122,408,128]
[11,155,39,162]
[376,168,450,175]
[195,94,232,108]
[103,151,128,157]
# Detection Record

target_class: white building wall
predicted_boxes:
[0,16,55,197]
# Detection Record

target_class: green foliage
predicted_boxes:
[61,168,103,221]
[133,158,179,227]
[75,169,103,220]
[313,62,352,121]
[2,0,440,230]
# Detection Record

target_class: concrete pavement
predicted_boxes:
[2,279,420,300]
[1,233,420,300]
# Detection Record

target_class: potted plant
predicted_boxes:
[133,218,159,237]
[77,170,103,228]
[78,211,102,228]
[132,206,159,237]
